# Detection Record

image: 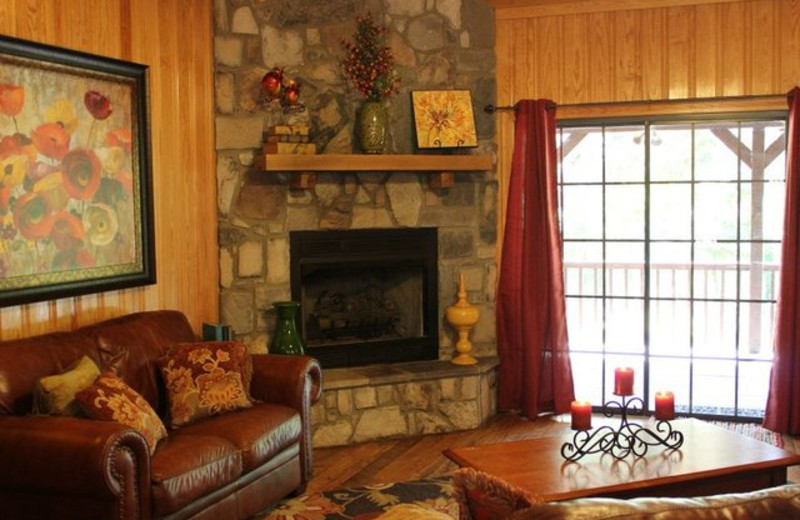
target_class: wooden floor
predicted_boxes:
[308,412,800,494]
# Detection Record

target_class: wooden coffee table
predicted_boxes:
[444,418,800,501]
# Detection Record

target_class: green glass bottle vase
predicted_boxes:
[270,301,306,355]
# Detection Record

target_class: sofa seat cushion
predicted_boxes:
[150,433,243,517]
[176,403,301,472]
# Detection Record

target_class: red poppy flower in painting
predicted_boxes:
[0,83,25,117]
[13,192,55,240]
[61,148,102,200]
[84,90,113,120]
[0,134,36,163]
[50,211,85,251]
[52,248,94,270]
[32,122,71,160]
[105,128,132,153]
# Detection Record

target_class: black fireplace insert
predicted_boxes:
[289,228,438,368]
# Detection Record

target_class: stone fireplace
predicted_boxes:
[290,228,438,368]
[213,0,499,446]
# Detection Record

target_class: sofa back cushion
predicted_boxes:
[507,484,800,520]
[82,310,196,415]
[0,332,98,415]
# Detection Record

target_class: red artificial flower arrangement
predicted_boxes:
[340,12,400,101]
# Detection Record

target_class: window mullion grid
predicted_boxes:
[734,122,743,418]
[601,126,608,406]
[643,122,651,412]
[689,123,696,416]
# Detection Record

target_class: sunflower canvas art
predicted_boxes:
[412,90,478,149]
[0,35,154,306]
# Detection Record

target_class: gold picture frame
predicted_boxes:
[411,90,478,149]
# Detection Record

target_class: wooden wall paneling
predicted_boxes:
[0,0,218,340]
[561,14,588,103]
[778,0,800,89]
[535,16,562,101]
[615,9,644,101]
[719,2,748,96]
[588,12,615,102]
[155,0,181,311]
[641,8,667,101]
[666,6,693,99]
[494,18,516,256]
[519,19,536,99]
[749,0,778,95]
[693,4,719,97]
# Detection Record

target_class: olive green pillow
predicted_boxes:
[33,355,101,416]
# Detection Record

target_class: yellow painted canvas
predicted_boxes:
[412,90,478,149]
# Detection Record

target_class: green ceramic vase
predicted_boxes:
[357,100,387,154]
[270,301,306,355]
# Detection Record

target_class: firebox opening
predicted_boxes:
[289,228,438,369]
[301,265,423,347]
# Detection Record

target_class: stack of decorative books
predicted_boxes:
[262,124,315,188]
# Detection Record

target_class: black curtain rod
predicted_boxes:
[484,104,516,114]
[485,94,786,116]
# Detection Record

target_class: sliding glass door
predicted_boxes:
[558,116,786,419]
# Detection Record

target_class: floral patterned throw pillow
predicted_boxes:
[75,372,167,454]
[452,468,537,520]
[159,341,253,428]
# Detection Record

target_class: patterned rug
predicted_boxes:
[710,420,784,448]
[256,477,457,520]
[254,420,786,520]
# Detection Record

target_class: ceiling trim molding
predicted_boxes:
[491,0,751,20]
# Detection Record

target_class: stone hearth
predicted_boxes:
[312,358,498,447]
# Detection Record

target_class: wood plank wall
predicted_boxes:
[0,0,218,338]
[493,0,800,236]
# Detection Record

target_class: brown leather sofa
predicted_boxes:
[0,310,323,520]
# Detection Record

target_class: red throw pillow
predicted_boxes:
[452,468,537,520]
[159,341,253,428]
[75,372,167,454]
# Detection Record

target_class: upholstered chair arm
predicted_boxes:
[249,354,323,485]
[0,415,151,520]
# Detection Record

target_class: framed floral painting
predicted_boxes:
[411,90,478,149]
[0,35,155,306]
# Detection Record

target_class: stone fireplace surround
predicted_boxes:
[213,0,499,445]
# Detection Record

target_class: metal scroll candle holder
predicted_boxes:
[561,395,684,462]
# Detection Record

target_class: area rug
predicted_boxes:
[255,477,458,520]
[710,420,784,448]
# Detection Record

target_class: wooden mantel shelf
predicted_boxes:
[261,153,493,172]
[260,153,493,189]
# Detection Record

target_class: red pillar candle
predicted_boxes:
[655,391,675,421]
[570,400,592,431]
[614,367,635,396]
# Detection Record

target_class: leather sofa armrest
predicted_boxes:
[250,354,322,486]
[250,354,322,408]
[0,415,151,519]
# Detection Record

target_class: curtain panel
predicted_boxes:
[764,87,800,434]
[496,100,575,418]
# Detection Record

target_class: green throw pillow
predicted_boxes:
[33,355,101,416]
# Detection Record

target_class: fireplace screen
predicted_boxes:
[289,228,438,368]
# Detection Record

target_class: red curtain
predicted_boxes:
[764,87,800,434]
[496,100,575,418]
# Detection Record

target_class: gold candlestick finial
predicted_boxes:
[446,272,479,365]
